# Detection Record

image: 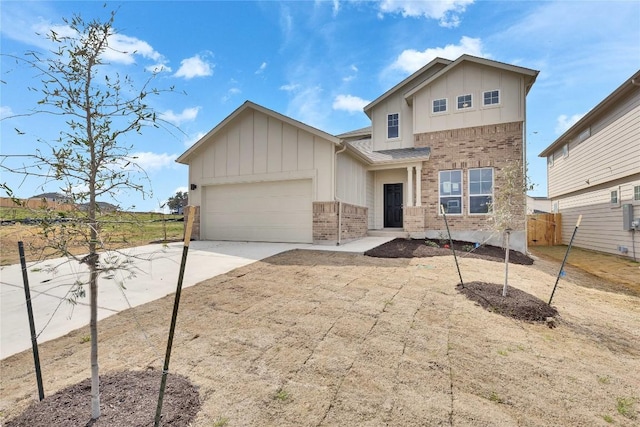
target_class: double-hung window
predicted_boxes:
[439,170,462,214]
[469,168,494,214]
[387,113,399,139]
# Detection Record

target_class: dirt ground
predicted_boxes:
[1,249,639,426]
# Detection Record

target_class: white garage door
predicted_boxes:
[202,179,313,243]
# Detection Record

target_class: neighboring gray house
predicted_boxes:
[539,70,640,258]
[177,55,539,252]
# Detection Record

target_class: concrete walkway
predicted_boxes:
[0,237,393,359]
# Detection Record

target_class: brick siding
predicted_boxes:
[404,206,426,232]
[313,201,367,244]
[415,122,526,233]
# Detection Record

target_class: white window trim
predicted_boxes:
[548,154,554,167]
[439,170,463,216]
[633,185,640,204]
[482,89,500,107]
[456,94,473,111]
[562,144,569,158]
[468,168,494,215]
[610,187,620,208]
[387,112,400,140]
[432,98,448,114]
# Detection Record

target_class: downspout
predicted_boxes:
[335,144,348,246]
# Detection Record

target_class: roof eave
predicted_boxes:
[176,101,341,164]
[363,57,452,115]
[538,69,640,157]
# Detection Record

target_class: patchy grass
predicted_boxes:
[529,245,640,295]
[0,210,183,265]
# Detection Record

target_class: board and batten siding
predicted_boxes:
[336,152,368,207]
[370,90,415,152]
[188,108,335,206]
[412,63,526,135]
[547,92,640,199]
[555,177,640,257]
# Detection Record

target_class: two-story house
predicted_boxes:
[177,55,538,252]
[539,70,640,258]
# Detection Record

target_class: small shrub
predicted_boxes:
[462,244,474,252]
[274,388,290,402]
[602,414,614,423]
[424,240,439,248]
[213,417,229,427]
[616,396,636,419]
[489,391,504,403]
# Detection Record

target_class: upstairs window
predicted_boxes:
[610,189,620,207]
[457,94,472,110]
[433,98,447,113]
[387,113,399,139]
[483,90,500,106]
[634,185,640,201]
[469,168,494,214]
[439,170,463,214]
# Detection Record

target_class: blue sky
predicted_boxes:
[1,0,639,211]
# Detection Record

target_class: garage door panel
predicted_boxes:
[203,179,312,243]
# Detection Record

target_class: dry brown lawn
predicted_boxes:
[1,250,639,426]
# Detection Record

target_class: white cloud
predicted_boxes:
[390,36,487,74]
[555,113,584,135]
[378,0,474,28]
[285,85,326,129]
[146,63,172,73]
[130,152,178,172]
[332,0,341,17]
[174,54,214,79]
[342,64,359,82]
[280,83,301,92]
[184,131,206,148]
[160,107,201,126]
[0,106,14,119]
[221,88,241,103]
[332,94,370,113]
[103,33,164,65]
[255,62,267,74]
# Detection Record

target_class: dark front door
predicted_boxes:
[384,183,403,228]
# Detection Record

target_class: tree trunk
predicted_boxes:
[502,230,511,297]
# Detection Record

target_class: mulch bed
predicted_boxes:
[367,239,556,324]
[365,238,534,265]
[457,281,559,323]
[5,371,200,427]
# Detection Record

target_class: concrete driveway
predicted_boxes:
[0,237,393,359]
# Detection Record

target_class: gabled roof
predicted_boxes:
[345,139,431,165]
[404,54,539,103]
[363,57,452,117]
[539,69,640,157]
[176,101,341,164]
[336,126,372,140]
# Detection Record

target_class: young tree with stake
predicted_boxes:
[488,160,532,297]
[1,10,175,420]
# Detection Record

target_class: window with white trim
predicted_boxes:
[433,98,447,113]
[457,94,472,109]
[387,113,399,139]
[562,144,569,158]
[439,170,463,214]
[469,168,494,214]
[634,185,640,201]
[483,90,499,106]
[548,154,554,167]
[610,189,620,207]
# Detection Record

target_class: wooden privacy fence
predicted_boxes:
[527,213,562,246]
